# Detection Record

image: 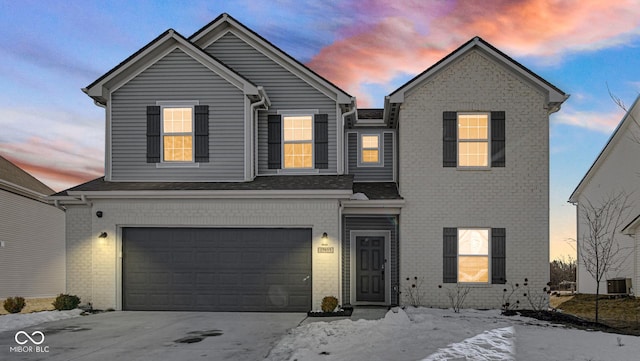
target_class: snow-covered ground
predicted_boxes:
[267,308,640,361]
[0,309,83,332]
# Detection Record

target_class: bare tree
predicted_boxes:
[607,85,640,145]
[578,191,634,323]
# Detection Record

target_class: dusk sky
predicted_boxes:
[1,0,639,261]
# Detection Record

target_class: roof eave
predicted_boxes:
[83,29,259,105]
[569,95,640,203]
[64,189,353,200]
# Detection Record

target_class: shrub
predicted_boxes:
[321,296,338,313]
[52,294,80,311]
[3,296,26,313]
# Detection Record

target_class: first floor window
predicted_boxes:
[458,113,489,167]
[283,115,313,168]
[458,229,489,283]
[162,107,193,162]
[361,134,380,164]
[443,227,505,284]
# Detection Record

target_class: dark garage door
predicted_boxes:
[123,228,312,312]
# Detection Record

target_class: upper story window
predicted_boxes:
[457,228,489,283]
[458,113,489,167]
[283,115,313,169]
[162,107,194,162]
[360,134,381,165]
[443,111,505,168]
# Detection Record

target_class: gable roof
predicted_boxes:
[622,213,640,235]
[189,13,353,105]
[569,95,640,203]
[83,28,260,105]
[0,155,54,199]
[385,36,568,125]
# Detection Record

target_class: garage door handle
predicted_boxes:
[303,275,310,282]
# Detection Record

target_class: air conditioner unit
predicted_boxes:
[607,278,633,294]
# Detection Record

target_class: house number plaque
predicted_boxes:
[317,247,334,253]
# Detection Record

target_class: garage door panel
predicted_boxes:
[123,227,311,311]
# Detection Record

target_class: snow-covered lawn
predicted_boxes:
[267,308,640,361]
[0,309,83,332]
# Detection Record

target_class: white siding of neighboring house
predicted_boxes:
[574,107,640,295]
[65,198,341,311]
[0,190,65,298]
[398,49,552,308]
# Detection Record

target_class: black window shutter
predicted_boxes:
[314,113,329,169]
[491,228,506,284]
[443,227,458,283]
[194,105,209,163]
[268,114,281,169]
[491,111,506,167]
[443,111,457,167]
[146,106,161,163]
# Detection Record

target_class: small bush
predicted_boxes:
[52,294,80,311]
[321,296,339,313]
[3,296,26,313]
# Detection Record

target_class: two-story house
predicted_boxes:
[52,13,567,311]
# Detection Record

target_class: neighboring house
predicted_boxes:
[51,13,566,311]
[569,97,640,296]
[0,155,65,299]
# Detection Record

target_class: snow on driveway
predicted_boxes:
[0,309,83,332]
[267,307,639,361]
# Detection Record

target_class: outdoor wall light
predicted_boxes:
[321,232,328,246]
[96,211,103,218]
[98,232,108,239]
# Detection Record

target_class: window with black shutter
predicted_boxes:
[443,111,506,168]
[443,227,506,284]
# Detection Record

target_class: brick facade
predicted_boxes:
[398,50,551,308]
[65,198,340,310]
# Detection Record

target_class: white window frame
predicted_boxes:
[357,133,383,167]
[457,228,491,284]
[457,112,490,169]
[280,110,317,170]
[156,100,199,165]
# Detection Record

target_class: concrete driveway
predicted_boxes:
[0,311,307,361]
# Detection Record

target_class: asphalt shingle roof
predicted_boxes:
[53,175,355,196]
[0,155,54,195]
[352,182,402,200]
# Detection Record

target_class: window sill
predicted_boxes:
[456,283,492,288]
[277,168,320,175]
[156,162,200,168]
[456,166,491,171]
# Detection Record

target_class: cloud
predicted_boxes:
[0,106,104,191]
[0,138,103,192]
[306,0,640,105]
[551,107,625,133]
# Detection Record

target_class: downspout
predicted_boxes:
[340,98,358,174]
[338,199,344,306]
[250,87,270,178]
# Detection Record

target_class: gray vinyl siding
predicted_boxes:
[204,32,338,174]
[0,190,65,298]
[110,49,245,181]
[347,131,394,181]
[342,216,399,305]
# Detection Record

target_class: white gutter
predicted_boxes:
[65,189,353,200]
[337,199,344,306]
[251,87,271,179]
[340,98,358,174]
[0,179,51,203]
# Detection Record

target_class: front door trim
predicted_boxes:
[350,230,391,305]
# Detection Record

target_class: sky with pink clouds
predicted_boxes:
[1,0,640,261]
